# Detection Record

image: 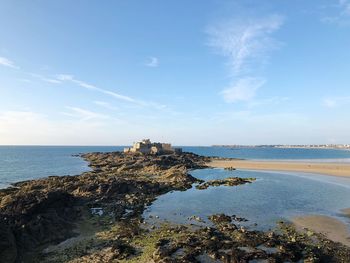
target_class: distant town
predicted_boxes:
[212,144,350,150]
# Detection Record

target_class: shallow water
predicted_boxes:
[144,168,350,230]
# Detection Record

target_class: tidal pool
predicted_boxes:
[144,168,350,230]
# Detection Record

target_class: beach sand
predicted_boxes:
[208,160,350,177]
[293,214,350,247]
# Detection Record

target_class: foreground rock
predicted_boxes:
[1,151,349,262]
[0,152,208,262]
[148,218,350,263]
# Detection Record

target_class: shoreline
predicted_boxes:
[209,159,350,246]
[293,212,350,247]
[207,159,350,177]
[1,152,350,261]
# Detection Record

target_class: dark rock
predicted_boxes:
[196,177,255,190]
[0,151,210,261]
[0,221,17,263]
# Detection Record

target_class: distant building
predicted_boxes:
[124,139,182,155]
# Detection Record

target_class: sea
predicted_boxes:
[1,146,350,229]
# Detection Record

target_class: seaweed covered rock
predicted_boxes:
[196,177,255,190]
[0,151,209,262]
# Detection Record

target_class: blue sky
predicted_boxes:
[0,0,349,145]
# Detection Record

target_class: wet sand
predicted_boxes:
[208,160,350,177]
[293,215,350,247]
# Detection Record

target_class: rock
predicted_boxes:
[2,151,350,262]
[188,215,205,223]
[208,214,232,224]
[0,222,17,263]
[110,240,135,259]
[224,166,236,171]
[0,151,210,261]
[196,177,255,190]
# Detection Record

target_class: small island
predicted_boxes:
[124,139,182,155]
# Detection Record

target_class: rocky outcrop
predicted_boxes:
[149,217,350,263]
[0,152,209,262]
[195,177,255,190]
[1,151,350,262]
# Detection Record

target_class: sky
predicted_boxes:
[0,0,350,146]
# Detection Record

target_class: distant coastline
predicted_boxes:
[212,144,350,150]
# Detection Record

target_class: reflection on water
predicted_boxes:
[144,168,350,230]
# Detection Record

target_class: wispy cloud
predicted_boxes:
[207,14,284,75]
[18,79,32,83]
[323,96,350,108]
[247,96,290,108]
[63,106,110,121]
[56,74,166,109]
[207,14,284,104]
[221,77,265,103]
[322,0,350,25]
[1,53,165,110]
[93,101,118,110]
[57,74,136,103]
[30,73,61,84]
[145,57,159,67]
[0,56,19,69]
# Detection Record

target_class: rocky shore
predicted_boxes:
[0,152,208,262]
[0,151,349,262]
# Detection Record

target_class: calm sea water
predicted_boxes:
[0,146,124,188]
[184,146,350,162]
[1,146,350,188]
[1,146,350,229]
[144,168,350,230]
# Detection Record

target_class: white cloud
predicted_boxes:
[56,74,166,109]
[57,74,136,102]
[207,14,284,104]
[323,96,350,108]
[63,106,110,121]
[145,57,159,67]
[323,98,337,108]
[93,101,118,110]
[56,74,74,81]
[100,90,136,102]
[30,73,61,84]
[221,78,265,103]
[247,96,290,108]
[0,56,19,69]
[322,0,350,25]
[340,0,350,14]
[207,14,284,75]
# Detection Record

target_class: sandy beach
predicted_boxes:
[293,214,350,247]
[208,160,350,177]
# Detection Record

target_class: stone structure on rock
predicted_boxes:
[123,139,182,155]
